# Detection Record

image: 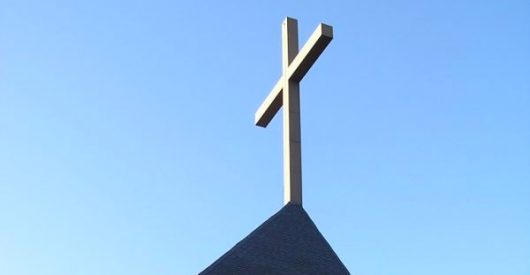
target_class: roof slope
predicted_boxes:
[199,203,350,275]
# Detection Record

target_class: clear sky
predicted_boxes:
[1,0,529,274]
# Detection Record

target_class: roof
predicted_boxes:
[199,203,350,275]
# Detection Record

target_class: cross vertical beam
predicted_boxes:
[282,18,302,205]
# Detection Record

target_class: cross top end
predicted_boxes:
[255,17,333,206]
[283,17,333,41]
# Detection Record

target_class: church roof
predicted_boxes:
[199,203,350,275]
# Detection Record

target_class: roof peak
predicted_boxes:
[199,204,350,274]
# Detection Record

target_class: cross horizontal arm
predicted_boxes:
[255,78,283,127]
[254,23,333,128]
[288,23,333,82]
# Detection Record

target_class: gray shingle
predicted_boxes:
[199,203,350,274]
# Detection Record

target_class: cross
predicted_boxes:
[255,17,333,206]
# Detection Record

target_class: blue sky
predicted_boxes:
[1,0,529,274]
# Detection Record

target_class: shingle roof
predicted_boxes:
[199,203,350,274]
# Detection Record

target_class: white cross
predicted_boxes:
[255,17,333,206]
